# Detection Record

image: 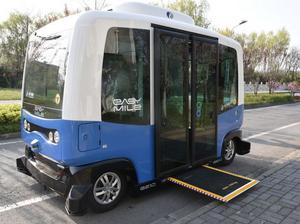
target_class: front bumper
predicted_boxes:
[16,156,67,195]
[16,148,91,215]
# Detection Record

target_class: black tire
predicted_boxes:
[219,138,236,166]
[89,169,126,213]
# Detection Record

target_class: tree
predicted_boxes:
[0,12,33,88]
[218,28,235,38]
[284,47,300,81]
[0,65,11,87]
[164,0,210,27]
[218,28,293,94]
[33,5,78,30]
[0,7,76,88]
[81,0,107,10]
[218,29,263,94]
[258,29,290,93]
[287,81,298,96]
[33,12,64,30]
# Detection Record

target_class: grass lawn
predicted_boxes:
[0,88,21,100]
[245,92,294,105]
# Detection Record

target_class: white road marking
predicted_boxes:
[0,140,23,146]
[0,193,58,213]
[244,122,300,140]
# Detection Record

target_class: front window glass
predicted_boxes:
[23,30,70,118]
[101,28,150,124]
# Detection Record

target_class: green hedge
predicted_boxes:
[0,93,296,135]
[0,104,21,134]
[245,93,294,105]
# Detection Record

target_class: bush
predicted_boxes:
[0,104,21,134]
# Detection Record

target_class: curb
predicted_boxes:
[0,132,20,140]
[0,100,21,105]
[244,101,297,110]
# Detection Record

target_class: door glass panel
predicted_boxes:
[158,33,189,173]
[194,40,217,161]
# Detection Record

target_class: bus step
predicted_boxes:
[168,165,259,202]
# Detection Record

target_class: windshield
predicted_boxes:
[23,30,70,118]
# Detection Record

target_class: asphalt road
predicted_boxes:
[0,103,300,224]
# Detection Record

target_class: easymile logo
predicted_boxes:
[34,105,45,117]
[113,98,142,112]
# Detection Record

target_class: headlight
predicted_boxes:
[23,120,28,130]
[27,122,31,132]
[48,131,54,142]
[54,131,60,143]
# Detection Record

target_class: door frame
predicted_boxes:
[191,35,219,166]
[152,24,219,178]
[154,27,191,178]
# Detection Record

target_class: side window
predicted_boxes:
[101,28,150,124]
[218,45,238,112]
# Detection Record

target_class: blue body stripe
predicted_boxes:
[21,105,243,185]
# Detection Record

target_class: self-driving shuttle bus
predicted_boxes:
[17,2,255,215]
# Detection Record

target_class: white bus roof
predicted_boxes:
[35,2,241,50]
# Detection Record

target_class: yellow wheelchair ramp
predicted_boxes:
[168,165,259,202]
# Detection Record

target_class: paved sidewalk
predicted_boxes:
[152,151,300,224]
[0,100,21,104]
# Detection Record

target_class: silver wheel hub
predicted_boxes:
[224,140,235,160]
[93,172,121,205]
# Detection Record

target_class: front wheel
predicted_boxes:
[90,170,126,213]
[219,139,236,166]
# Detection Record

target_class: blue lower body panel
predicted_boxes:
[21,110,155,184]
[217,105,244,158]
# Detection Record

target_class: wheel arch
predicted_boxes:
[69,158,138,186]
[223,129,250,155]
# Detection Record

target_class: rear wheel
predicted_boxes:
[219,138,236,166]
[90,170,126,213]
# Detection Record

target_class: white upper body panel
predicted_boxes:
[28,2,244,121]
[108,2,195,25]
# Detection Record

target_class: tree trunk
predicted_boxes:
[254,82,259,95]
